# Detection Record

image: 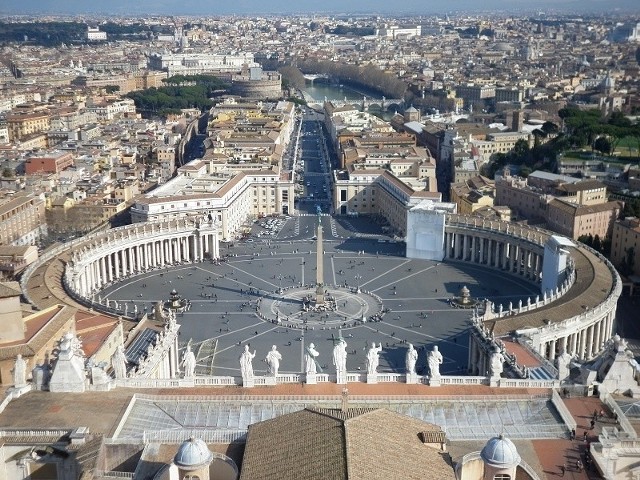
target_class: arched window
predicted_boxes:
[494,475,511,480]
[183,476,200,480]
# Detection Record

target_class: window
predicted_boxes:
[494,475,510,480]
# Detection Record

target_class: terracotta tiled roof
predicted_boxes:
[239,408,454,480]
[0,281,22,299]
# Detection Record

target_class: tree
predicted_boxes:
[620,247,636,277]
[594,136,612,156]
[1,167,14,178]
[541,121,559,135]
[592,234,602,252]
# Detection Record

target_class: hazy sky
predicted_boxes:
[2,0,639,16]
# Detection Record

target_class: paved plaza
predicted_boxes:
[100,215,540,379]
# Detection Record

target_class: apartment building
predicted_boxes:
[25,151,75,175]
[455,84,496,103]
[0,193,47,245]
[333,166,441,236]
[6,112,51,142]
[496,170,623,240]
[131,160,294,240]
[546,198,623,240]
[611,217,640,277]
[449,175,495,215]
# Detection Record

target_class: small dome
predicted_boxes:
[174,437,213,469]
[480,435,521,467]
[170,289,178,295]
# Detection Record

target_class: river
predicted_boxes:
[302,82,394,120]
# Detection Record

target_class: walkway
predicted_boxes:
[532,395,612,479]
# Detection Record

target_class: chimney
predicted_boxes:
[341,387,349,412]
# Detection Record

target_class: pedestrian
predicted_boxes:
[570,428,576,440]
[560,464,565,477]
[576,460,583,472]
[583,431,588,442]
[590,419,595,430]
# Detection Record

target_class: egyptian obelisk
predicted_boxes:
[315,219,324,305]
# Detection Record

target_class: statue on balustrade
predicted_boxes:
[265,345,282,377]
[181,344,197,378]
[405,343,418,375]
[366,343,383,375]
[333,338,348,377]
[239,345,256,383]
[154,301,166,321]
[428,345,443,378]
[555,348,572,382]
[13,354,27,388]
[111,345,128,379]
[304,343,320,375]
[490,346,505,378]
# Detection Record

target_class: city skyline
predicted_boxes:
[2,0,639,16]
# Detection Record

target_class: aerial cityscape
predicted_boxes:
[0,3,639,480]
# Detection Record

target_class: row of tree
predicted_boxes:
[125,75,228,117]
[0,21,88,46]
[558,108,640,156]
[293,59,408,99]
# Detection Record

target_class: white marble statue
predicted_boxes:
[167,309,177,330]
[154,301,165,320]
[265,345,282,377]
[181,345,196,378]
[332,338,348,377]
[239,345,256,383]
[111,345,128,379]
[13,354,27,387]
[49,331,87,393]
[427,345,443,378]
[555,348,572,382]
[490,347,505,378]
[366,343,383,375]
[304,343,320,375]
[406,343,418,375]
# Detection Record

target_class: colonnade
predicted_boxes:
[66,219,219,299]
[444,229,543,283]
[445,217,621,375]
[539,308,616,362]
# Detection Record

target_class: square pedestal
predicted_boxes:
[405,373,419,384]
[242,378,255,388]
[490,376,500,387]
[263,376,277,386]
[429,376,441,387]
[306,373,317,385]
[336,373,347,385]
[366,373,378,384]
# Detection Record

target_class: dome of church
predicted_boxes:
[174,437,213,469]
[480,435,521,467]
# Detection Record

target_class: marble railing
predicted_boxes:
[499,378,558,389]
[114,373,556,389]
[600,392,637,439]
[141,429,246,444]
[551,388,577,432]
